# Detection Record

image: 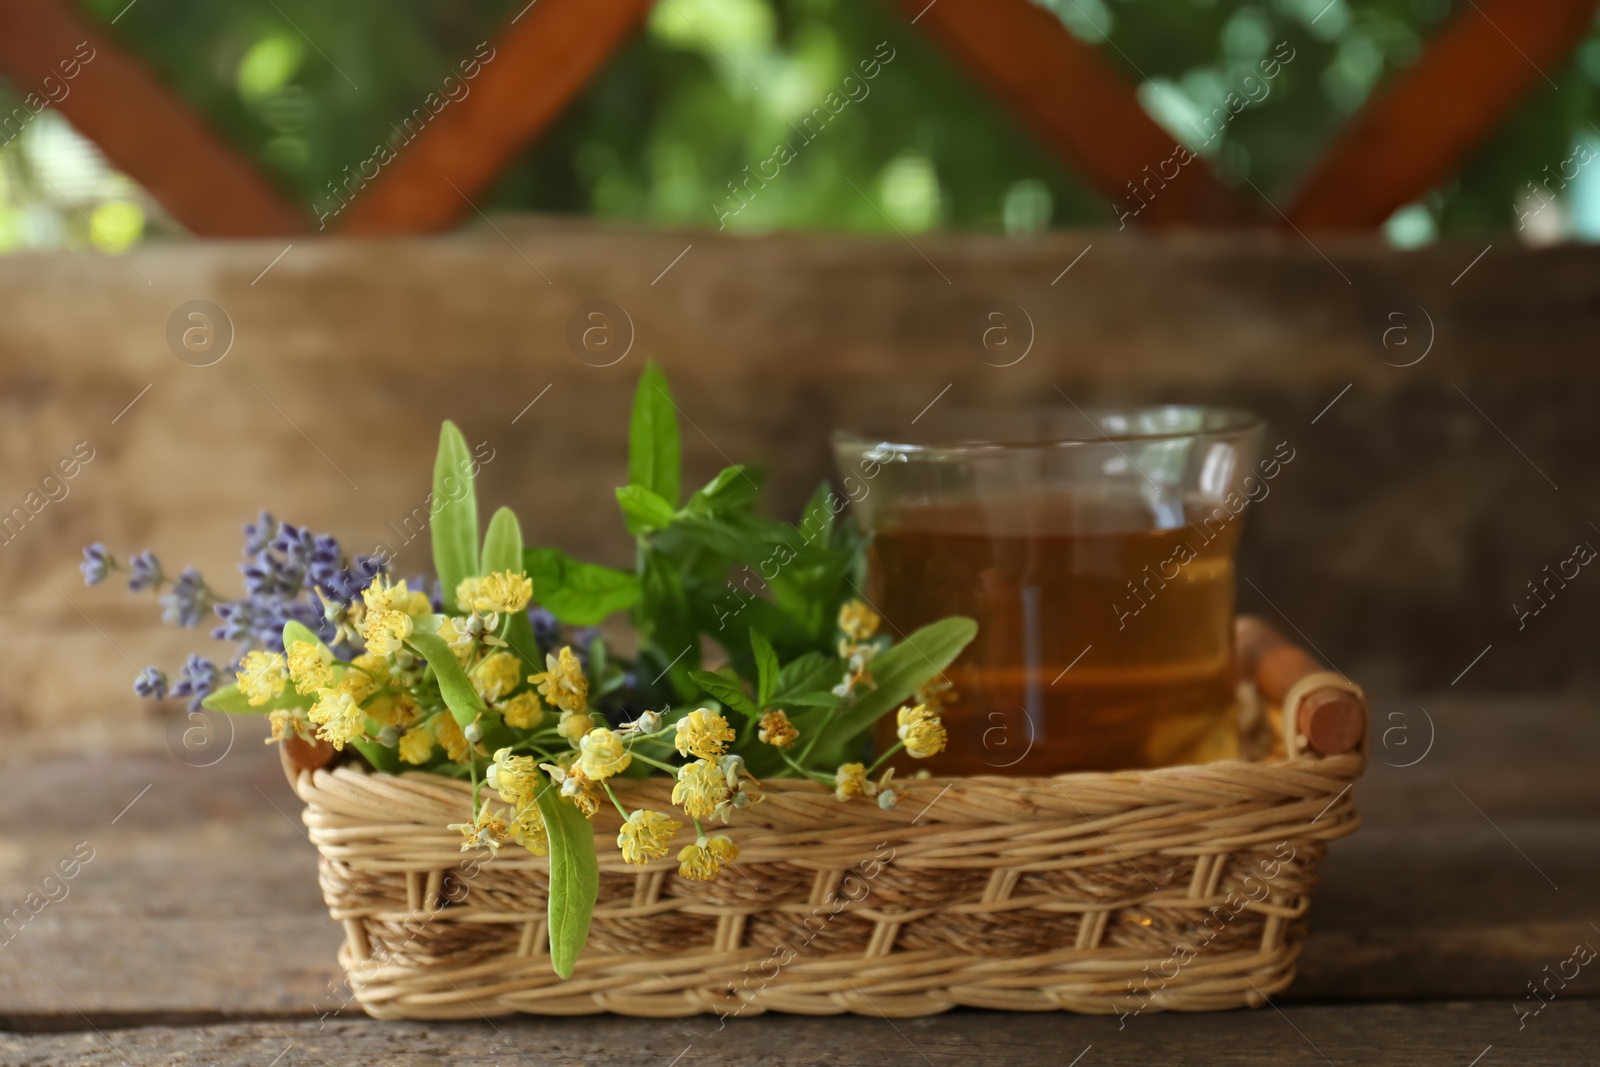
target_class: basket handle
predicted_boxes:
[1237,615,1366,757]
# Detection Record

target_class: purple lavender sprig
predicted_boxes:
[85,511,389,704]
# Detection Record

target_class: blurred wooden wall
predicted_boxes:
[1,220,1594,752]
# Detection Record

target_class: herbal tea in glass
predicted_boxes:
[834,408,1272,776]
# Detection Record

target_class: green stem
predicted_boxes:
[630,751,680,774]
[780,751,834,786]
[602,781,630,819]
[866,741,904,777]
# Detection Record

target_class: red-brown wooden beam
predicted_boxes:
[0,0,306,237]
[1288,0,1600,230]
[891,0,1249,227]
[338,0,654,235]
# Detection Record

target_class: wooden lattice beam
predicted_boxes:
[338,0,654,235]
[890,0,1250,227]
[1288,0,1600,230]
[0,0,306,237]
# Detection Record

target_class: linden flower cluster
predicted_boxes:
[234,580,950,881]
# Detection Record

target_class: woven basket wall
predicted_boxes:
[288,695,1364,1020]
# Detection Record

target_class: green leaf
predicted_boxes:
[523,547,641,625]
[684,465,763,518]
[432,420,480,613]
[405,631,487,729]
[823,617,977,751]
[200,682,308,715]
[628,361,680,507]
[481,507,524,575]
[797,481,837,548]
[535,783,598,979]
[616,484,677,536]
[688,668,759,716]
[779,690,846,709]
[282,619,323,649]
[774,651,838,698]
[638,549,698,701]
[750,630,778,707]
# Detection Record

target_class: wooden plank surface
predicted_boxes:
[1289,0,1600,228]
[4,1002,1598,1065]
[1,694,1595,1029]
[891,0,1247,227]
[0,0,306,236]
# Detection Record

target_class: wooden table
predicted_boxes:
[3,689,1595,1065]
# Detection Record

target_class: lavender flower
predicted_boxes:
[133,665,168,699]
[128,550,163,592]
[160,567,211,627]
[80,543,111,586]
[169,654,220,711]
[530,607,560,648]
[243,511,276,555]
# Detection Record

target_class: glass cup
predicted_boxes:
[833,406,1267,776]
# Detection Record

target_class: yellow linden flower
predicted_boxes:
[510,801,548,856]
[362,608,413,655]
[834,762,872,802]
[460,570,533,615]
[674,708,737,760]
[454,576,482,611]
[757,709,798,749]
[436,615,474,664]
[336,664,379,707]
[897,703,948,759]
[618,809,682,864]
[471,651,522,703]
[671,758,730,819]
[286,641,335,696]
[557,709,593,744]
[487,747,540,804]
[677,834,738,881]
[448,807,508,855]
[501,691,544,730]
[309,688,364,749]
[578,727,631,780]
[530,647,587,714]
[435,715,471,762]
[541,762,600,818]
[237,651,288,706]
[398,726,435,764]
[265,708,315,744]
[362,575,430,616]
[915,677,957,714]
[838,599,881,643]
[706,834,738,866]
[350,651,392,688]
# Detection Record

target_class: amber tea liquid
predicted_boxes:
[871,491,1241,775]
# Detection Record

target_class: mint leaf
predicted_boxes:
[688,668,758,717]
[535,782,598,979]
[684,465,763,518]
[616,484,676,536]
[481,506,524,575]
[750,629,778,707]
[432,421,479,613]
[775,651,837,698]
[629,361,680,507]
[523,548,641,625]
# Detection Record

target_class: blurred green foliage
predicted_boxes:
[0,0,1597,248]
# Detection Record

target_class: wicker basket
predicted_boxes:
[284,618,1366,1019]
